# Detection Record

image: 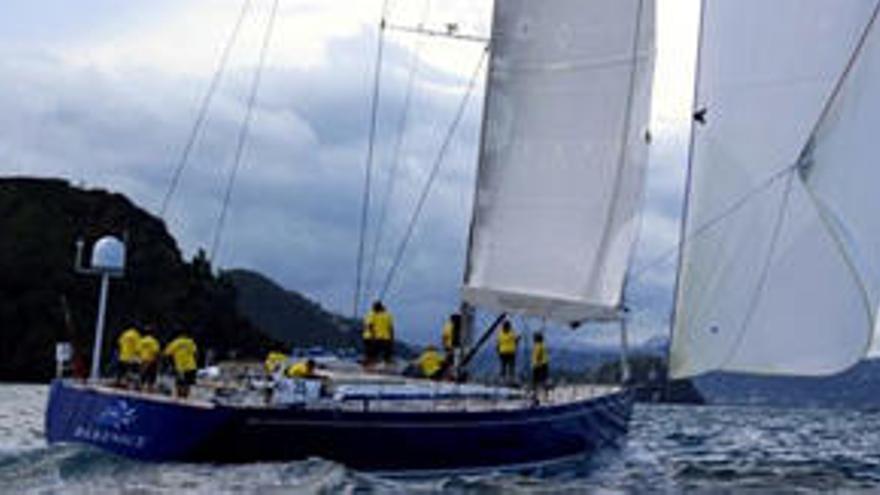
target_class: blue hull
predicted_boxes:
[46,380,632,472]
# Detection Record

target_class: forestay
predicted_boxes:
[670,0,880,378]
[462,0,655,322]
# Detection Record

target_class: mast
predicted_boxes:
[459,0,498,351]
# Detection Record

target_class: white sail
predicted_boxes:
[462,0,656,322]
[670,0,880,378]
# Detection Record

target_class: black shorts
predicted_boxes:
[177,370,196,387]
[499,353,515,366]
[532,364,549,385]
[376,339,393,361]
[363,339,377,359]
[140,361,158,384]
[118,361,138,379]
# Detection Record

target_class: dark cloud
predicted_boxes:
[0,11,687,347]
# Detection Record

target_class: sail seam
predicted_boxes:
[719,169,796,371]
[494,51,654,74]
[800,181,876,358]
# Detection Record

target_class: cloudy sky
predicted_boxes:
[0,0,698,348]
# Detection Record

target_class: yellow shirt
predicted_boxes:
[532,342,549,368]
[164,336,198,373]
[419,349,443,377]
[137,335,161,363]
[442,322,455,351]
[365,310,394,341]
[265,351,288,374]
[118,328,141,363]
[497,328,518,355]
[285,361,313,378]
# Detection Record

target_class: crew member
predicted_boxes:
[163,332,198,398]
[365,301,395,364]
[362,311,376,367]
[496,320,519,382]
[418,345,444,380]
[116,325,141,387]
[264,351,288,376]
[285,358,316,378]
[531,332,549,390]
[137,331,161,392]
[442,313,461,359]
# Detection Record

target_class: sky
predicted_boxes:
[0,0,699,348]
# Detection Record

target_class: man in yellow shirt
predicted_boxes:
[364,301,395,365]
[418,345,443,380]
[116,326,141,387]
[137,331,161,392]
[362,313,376,366]
[496,320,519,382]
[441,313,461,360]
[531,332,549,390]
[264,351,288,376]
[285,359,316,378]
[163,333,198,398]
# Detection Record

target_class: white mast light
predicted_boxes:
[91,236,126,272]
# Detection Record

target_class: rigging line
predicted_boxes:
[720,169,796,371]
[364,0,432,304]
[353,0,391,317]
[801,0,880,157]
[378,47,489,300]
[159,0,253,219]
[796,1,880,348]
[628,163,797,284]
[209,0,280,262]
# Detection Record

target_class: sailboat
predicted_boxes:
[45,0,657,471]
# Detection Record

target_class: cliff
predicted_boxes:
[0,177,279,381]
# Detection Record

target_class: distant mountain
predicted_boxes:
[224,269,360,350]
[620,336,880,409]
[0,177,280,382]
[225,269,418,358]
[694,359,880,410]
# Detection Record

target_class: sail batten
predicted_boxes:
[463,0,656,321]
[670,0,880,378]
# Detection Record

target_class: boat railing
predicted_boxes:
[321,382,622,413]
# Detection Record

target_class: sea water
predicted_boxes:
[2,385,880,493]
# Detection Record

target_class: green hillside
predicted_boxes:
[0,177,279,381]
[224,269,361,350]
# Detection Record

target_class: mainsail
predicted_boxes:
[670,0,880,378]
[462,0,656,322]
